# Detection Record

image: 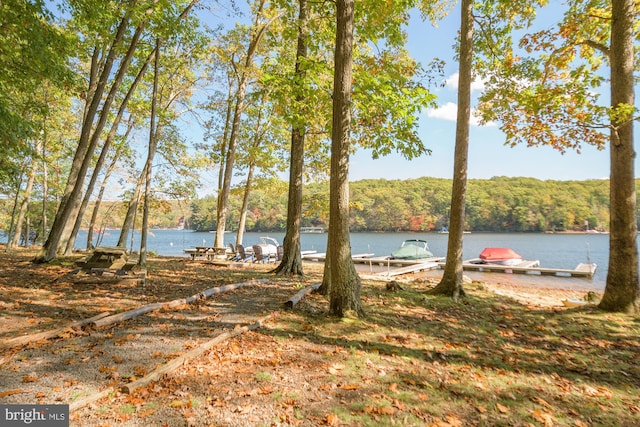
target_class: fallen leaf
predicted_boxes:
[364,405,395,415]
[169,400,183,408]
[0,390,25,398]
[531,409,555,426]
[22,373,38,383]
[338,384,359,390]
[326,413,340,426]
[531,396,551,408]
[328,363,345,375]
[137,408,156,418]
[496,403,509,414]
[445,414,464,426]
[259,386,274,395]
[134,366,147,377]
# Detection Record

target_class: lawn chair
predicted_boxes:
[235,244,253,262]
[252,244,271,263]
[227,243,238,260]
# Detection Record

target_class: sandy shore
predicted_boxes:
[352,262,599,309]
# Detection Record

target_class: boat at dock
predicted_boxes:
[475,247,524,266]
[301,227,326,233]
[300,248,596,279]
[390,239,434,260]
[454,259,596,278]
[252,237,279,257]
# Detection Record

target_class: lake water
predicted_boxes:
[74,229,611,291]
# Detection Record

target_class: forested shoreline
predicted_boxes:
[0,176,617,237]
[188,176,617,233]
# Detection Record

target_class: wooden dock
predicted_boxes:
[301,251,596,279]
[375,261,441,277]
[445,259,597,278]
[301,251,443,266]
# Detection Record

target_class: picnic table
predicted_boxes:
[72,246,144,285]
[81,246,129,270]
[184,246,230,260]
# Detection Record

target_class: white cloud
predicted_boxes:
[427,102,458,121]
[445,73,487,92]
[426,102,496,127]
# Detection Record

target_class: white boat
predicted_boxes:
[391,239,434,260]
[253,236,279,257]
[301,227,326,233]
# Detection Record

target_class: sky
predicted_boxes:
[193,2,634,187]
[349,5,623,183]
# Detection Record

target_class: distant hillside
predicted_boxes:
[187,177,620,233]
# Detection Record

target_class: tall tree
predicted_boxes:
[68,47,156,254]
[429,0,473,300]
[273,0,309,276]
[140,39,162,267]
[600,0,637,312]
[213,0,282,249]
[325,0,364,318]
[477,0,638,313]
[35,3,143,262]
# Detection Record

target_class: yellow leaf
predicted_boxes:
[169,400,183,408]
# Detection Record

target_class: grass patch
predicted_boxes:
[266,279,640,426]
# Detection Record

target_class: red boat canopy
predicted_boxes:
[479,247,522,261]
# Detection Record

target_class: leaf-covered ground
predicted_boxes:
[1,247,639,426]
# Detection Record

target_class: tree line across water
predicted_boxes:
[0,175,617,243]
[188,176,616,233]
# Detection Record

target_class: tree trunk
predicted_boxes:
[116,164,147,249]
[235,162,255,247]
[140,39,162,267]
[6,173,24,252]
[214,53,251,249]
[214,0,280,249]
[58,19,148,256]
[326,0,363,318]
[87,134,128,249]
[274,0,308,277]
[599,0,639,313]
[10,152,37,247]
[36,11,134,263]
[217,82,234,192]
[41,133,48,247]
[69,49,155,253]
[429,0,473,301]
